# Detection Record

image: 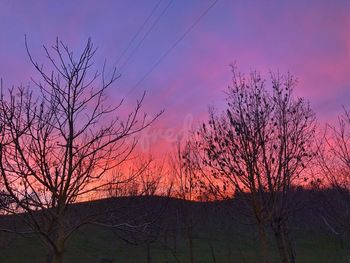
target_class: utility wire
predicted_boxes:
[125,0,219,97]
[117,0,173,73]
[113,0,163,68]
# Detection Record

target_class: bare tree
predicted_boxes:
[171,141,200,202]
[0,38,162,263]
[138,159,169,263]
[106,155,171,263]
[195,68,316,263]
[104,157,153,198]
[105,155,167,198]
[317,109,350,261]
[170,141,202,263]
[139,157,166,197]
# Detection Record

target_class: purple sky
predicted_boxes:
[0,0,349,155]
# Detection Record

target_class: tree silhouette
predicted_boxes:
[317,109,350,259]
[170,141,201,263]
[0,38,161,263]
[195,68,316,263]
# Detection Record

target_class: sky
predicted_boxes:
[0,0,349,156]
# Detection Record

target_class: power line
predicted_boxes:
[125,0,219,97]
[117,0,173,73]
[112,0,163,68]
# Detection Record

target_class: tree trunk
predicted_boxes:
[47,248,64,263]
[283,224,296,263]
[146,242,151,263]
[258,223,269,263]
[274,229,289,263]
[272,221,296,263]
[187,217,194,263]
[52,251,63,263]
[209,238,216,262]
[47,222,65,263]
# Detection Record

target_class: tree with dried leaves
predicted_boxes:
[0,38,161,263]
[195,68,316,263]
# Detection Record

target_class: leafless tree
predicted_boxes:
[169,141,202,263]
[139,157,166,197]
[104,155,172,263]
[171,141,200,202]
[104,157,152,198]
[316,109,350,261]
[138,159,169,263]
[0,38,162,263]
[105,155,167,198]
[195,68,316,263]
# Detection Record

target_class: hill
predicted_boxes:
[0,190,348,263]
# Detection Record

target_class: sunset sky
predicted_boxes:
[0,0,349,155]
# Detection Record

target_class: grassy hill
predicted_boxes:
[0,194,347,263]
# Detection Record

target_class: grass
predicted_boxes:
[0,226,346,263]
[0,196,347,262]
